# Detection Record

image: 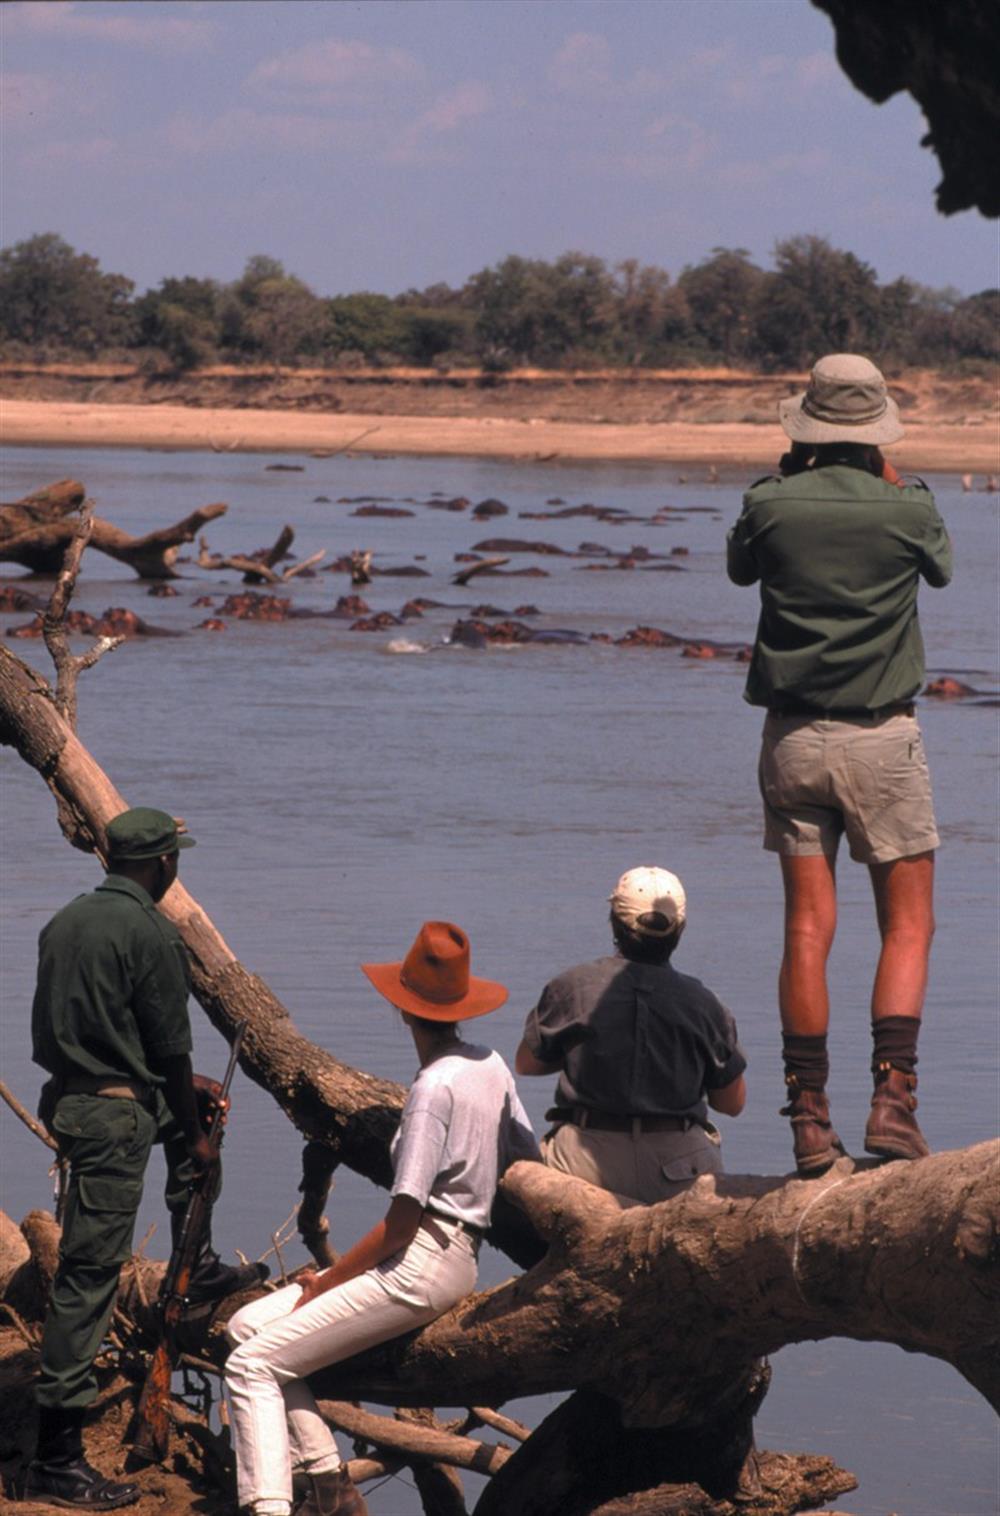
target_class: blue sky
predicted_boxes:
[2,0,997,298]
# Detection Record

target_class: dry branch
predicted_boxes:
[0,1078,59,1154]
[452,556,509,587]
[317,1400,512,1476]
[41,498,124,726]
[0,479,227,578]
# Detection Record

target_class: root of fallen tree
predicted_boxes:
[0,478,228,578]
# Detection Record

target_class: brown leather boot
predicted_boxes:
[864,1064,929,1161]
[294,1466,369,1516]
[780,1078,846,1176]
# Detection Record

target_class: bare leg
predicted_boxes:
[868,852,935,1021]
[778,854,838,1034]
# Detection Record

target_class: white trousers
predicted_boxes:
[225,1218,479,1513]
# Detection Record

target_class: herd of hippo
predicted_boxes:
[0,481,994,704]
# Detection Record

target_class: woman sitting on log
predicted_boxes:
[224,922,539,1516]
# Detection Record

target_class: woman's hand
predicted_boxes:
[292,1270,327,1311]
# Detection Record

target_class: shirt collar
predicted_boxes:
[98,873,156,908]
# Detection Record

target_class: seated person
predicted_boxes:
[225,921,539,1516]
[516,866,746,1204]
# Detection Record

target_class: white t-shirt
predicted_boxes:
[390,1044,539,1229]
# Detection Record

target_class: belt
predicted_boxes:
[63,1074,152,1102]
[767,699,915,721]
[421,1209,486,1241]
[567,1107,689,1133]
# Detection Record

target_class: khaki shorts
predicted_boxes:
[541,1120,723,1206]
[758,711,939,865]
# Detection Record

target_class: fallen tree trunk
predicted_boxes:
[0,479,227,577]
[295,1149,998,1421]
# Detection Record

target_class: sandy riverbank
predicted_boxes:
[2,398,997,474]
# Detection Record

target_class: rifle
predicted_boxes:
[132,1021,247,1464]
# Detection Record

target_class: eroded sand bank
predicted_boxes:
[1,398,996,474]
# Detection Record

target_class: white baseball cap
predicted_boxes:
[609,866,686,936]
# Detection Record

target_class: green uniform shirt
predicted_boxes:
[727,465,952,711]
[31,873,192,1086]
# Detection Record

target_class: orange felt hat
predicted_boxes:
[361,921,508,1022]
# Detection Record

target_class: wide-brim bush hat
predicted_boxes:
[779,353,904,445]
[610,866,686,936]
[361,920,508,1022]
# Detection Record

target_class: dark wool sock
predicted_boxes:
[871,1016,921,1075]
[781,1032,829,1090]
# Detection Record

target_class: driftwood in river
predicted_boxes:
[196,524,326,584]
[0,478,227,578]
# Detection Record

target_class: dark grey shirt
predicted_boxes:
[522,956,745,1123]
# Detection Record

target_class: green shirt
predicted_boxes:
[727,465,952,711]
[31,873,193,1086]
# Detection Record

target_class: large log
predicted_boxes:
[298,1149,998,1420]
[0,479,228,578]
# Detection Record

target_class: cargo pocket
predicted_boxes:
[660,1133,723,1185]
[62,1175,145,1267]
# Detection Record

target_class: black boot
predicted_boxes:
[168,1216,269,1305]
[184,1245,269,1305]
[25,1405,139,1510]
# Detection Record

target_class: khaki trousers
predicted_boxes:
[542,1120,723,1206]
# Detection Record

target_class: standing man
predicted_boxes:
[727,354,952,1176]
[25,807,264,1511]
[516,867,746,1204]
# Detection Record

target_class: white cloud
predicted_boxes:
[4,1,216,51]
[609,115,714,180]
[548,32,614,95]
[721,50,840,106]
[0,71,64,127]
[414,81,492,136]
[248,37,424,95]
[386,81,493,166]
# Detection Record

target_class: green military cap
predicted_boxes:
[105,807,196,861]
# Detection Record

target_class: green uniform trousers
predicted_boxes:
[37,1091,205,1409]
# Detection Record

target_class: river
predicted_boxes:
[1,444,997,1514]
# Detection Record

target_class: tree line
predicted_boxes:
[0,231,995,374]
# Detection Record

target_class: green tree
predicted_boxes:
[611,260,691,365]
[753,236,882,369]
[324,293,410,362]
[221,255,322,370]
[134,276,222,369]
[465,252,617,367]
[0,233,135,353]
[677,248,765,366]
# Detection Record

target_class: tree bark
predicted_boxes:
[1,479,227,577]
[296,1149,998,1422]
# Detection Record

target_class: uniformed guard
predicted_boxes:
[25,807,265,1511]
